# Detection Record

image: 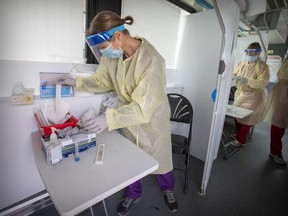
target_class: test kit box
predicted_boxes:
[40,85,73,98]
[41,133,97,158]
[40,72,74,98]
[34,112,78,136]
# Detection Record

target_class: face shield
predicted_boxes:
[242,48,262,62]
[86,25,125,63]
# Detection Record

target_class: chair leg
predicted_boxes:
[248,125,255,141]
[184,153,190,194]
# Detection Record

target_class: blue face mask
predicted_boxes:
[100,45,123,58]
[247,55,258,62]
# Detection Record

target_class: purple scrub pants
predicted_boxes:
[125,171,175,198]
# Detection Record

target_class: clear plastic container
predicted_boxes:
[46,141,63,166]
[46,127,63,166]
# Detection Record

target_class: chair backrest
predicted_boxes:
[167,93,193,141]
[167,93,193,125]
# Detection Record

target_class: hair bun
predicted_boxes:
[122,16,134,25]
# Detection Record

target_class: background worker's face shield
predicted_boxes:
[242,48,262,62]
[86,25,125,63]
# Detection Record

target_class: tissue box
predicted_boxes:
[11,88,34,105]
[34,112,78,136]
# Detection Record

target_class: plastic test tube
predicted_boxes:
[74,142,80,162]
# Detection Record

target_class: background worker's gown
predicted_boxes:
[233,59,270,125]
[76,37,173,174]
[264,57,288,129]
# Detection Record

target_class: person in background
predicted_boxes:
[264,56,288,166]
[231,42,270,147]
[56,11,178,215]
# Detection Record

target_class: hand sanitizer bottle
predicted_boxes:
[47,127,63,166]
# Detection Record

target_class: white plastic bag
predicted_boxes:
[42,85,70,124]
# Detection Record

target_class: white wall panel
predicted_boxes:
[175,10,222,161]
[201,0,241,195]
[122,0,181,69]
[0,60,74,97]
[0,60,98,98]
[0,0,85,63]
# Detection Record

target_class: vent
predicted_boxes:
[253,10,281,30]
[267,0,288,9]
[164,0,214,13]
[0,192,52,216]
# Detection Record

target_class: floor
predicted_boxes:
[32,121,288,216]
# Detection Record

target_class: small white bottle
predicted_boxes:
[46,127,63,166]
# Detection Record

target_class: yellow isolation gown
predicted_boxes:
[233,58,270,125]
[76,37,172,174]
[264,57,288,128]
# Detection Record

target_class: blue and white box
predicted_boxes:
[40,72,74,98]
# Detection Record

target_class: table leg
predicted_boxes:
[223,145,239,159]
[102,199,109,216]
[89,200,108,216]
[90,206,94,216]
[222,131,239,159]
[248,125,254,141]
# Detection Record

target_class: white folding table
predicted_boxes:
[31,130,159,216]
[226,104,253,119]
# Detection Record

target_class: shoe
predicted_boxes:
[230,133,236,139]
[163,190,178,212]
[117,197,140,216]
[270,153,286,166]
[230,139,242,147]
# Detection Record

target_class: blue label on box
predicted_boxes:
[40,85,74,98]
[62,141,97,157]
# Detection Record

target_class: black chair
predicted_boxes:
[167,93,193,193]
[229,86,237,102]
